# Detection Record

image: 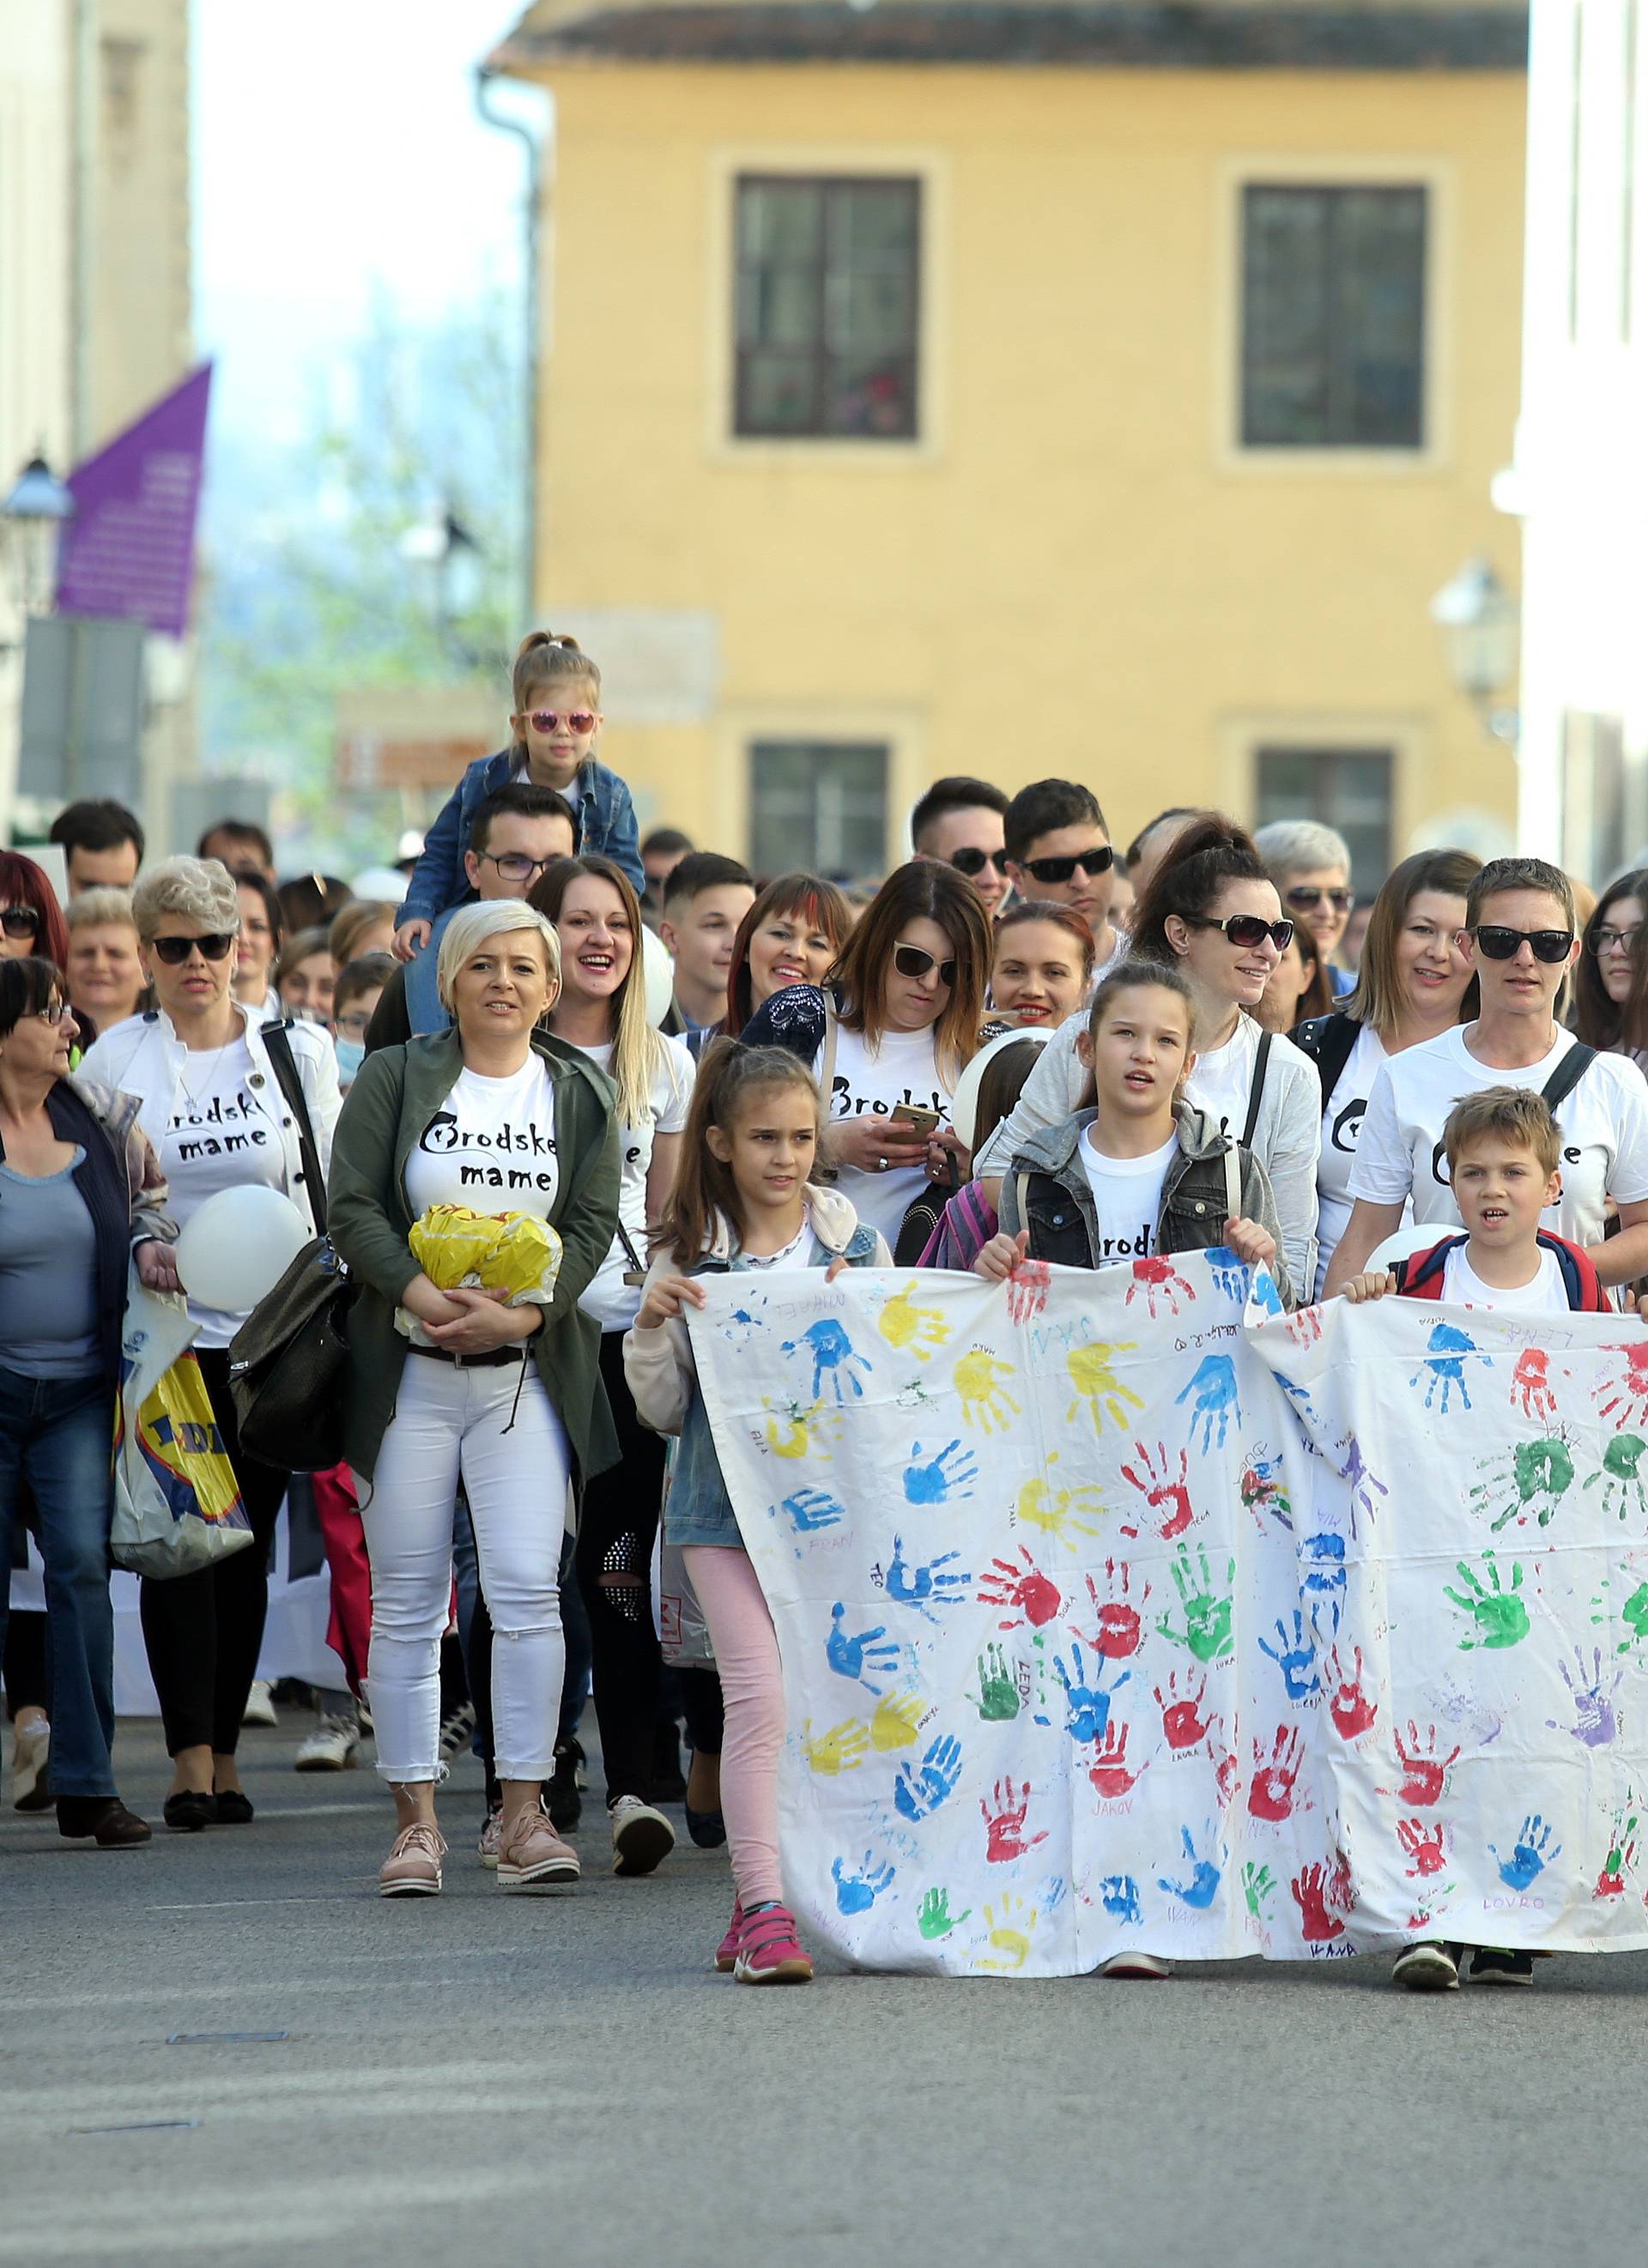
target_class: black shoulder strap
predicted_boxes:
[1240,1029,1274,1150]
[1293,1012,1360,1104]
[1541,1041,1598,1119]
[262,1021,327,1236]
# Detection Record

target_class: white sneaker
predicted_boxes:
[609,1793,676,1877]
[241,1679,277,1728]
[10,1719,52,1811]
[294,1712,360,1771]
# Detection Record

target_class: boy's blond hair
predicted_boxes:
[1443,1086,1562,1177]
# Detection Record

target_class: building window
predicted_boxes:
[1240,184,1427,448]
[748,741,888,876]
[1254,746,1393,896]
[734,176,920,440]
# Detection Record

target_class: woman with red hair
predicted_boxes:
[0,853,71,974]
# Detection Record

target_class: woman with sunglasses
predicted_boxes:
[977,815,1322,1298]
[1574,868,1648,1068]
[1255,821,1358,1000]
[79,856,342,1830]
[0,851,71,974]
[1324,856,1648,1297]
[726,874,854,1036]
[741,861,991,1253]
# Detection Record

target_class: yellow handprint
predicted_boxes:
[954,1349,1021,1435]
[877,1279,952,1362]
[803,1716,872,1775]
[1064,1340,1142,1434]
[761,1396,840,1461]
[975,1892,1039,1973]
[869,1691,925,1751]
[1016,1454,1106,1545]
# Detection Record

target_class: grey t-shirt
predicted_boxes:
[0,1147,101,1378]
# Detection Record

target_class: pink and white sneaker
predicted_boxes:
[732,1902,814,1985]
[714,1902,745,1973]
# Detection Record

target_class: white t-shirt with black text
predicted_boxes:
[1076,1128,1178,1266]
[1440,1243,1573,1315]
[820,1021,950,1245]
[1350,1025,1648,1249]
[161,1036,286,1346]
[1314,1023,1390,1298]
[403,1056,561,1221]
[571,1031,695,1329]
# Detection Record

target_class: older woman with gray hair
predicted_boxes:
[328,898,620,1898]
[1253,820,1358,1004]
[79,856,341,1832]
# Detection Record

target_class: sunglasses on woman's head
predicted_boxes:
[151,933,237,965]
[1286,885,1354,914]
[1472,925,1574,965]
[1184,914,1294,950]
[1021,846,1114,886]
[526,711,596,735]
[948,847,1006,879]
[894,943,957,987]
[1,905,41,939]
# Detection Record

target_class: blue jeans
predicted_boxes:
[0,1365,118,1799]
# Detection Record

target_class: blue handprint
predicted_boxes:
[1158,1823,1221,1910]
[885,1534,971,1624]
[1492,1812,1562,1892]
[902,1438,979,1506]
[1301,1532,1347,1596]
[1410,1320,1482,1413]
[1052,1642,1129,1745]
[1203,1246,1245,1302]
[1100,1873,1143,1925]
[894,1735,965,1823]
[832,1850,896,1914]
[782,1317,874,1406]
[1176,1354,1242,1453]
[1247,1268,1284,1318]
[1258,1611,1320,1700]
[827,1602,901,1694]
[1278,1373,1324,1430]
[772,1486,846,1535]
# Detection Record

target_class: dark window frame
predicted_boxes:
[733,172,923,442]
[747,738,891,879]
[1239,181,1429,451]
[1253,743,1395,899]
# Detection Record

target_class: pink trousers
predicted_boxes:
[682,1545,785,1907]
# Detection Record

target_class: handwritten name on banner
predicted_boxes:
[687,1255,1648,1975]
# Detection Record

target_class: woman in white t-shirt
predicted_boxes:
[530,853,695,1878]
[741,860,993,1255]
[1325,856,1648,1296]
[1289,848,1481,1297]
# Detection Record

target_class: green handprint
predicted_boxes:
[973,1643,1020,1722]
[1241,1860,1278,1919]
[1469,1436,1575,1532]
[918,1886,971,1940]
[1585,1434,1648,1523]
[1155,1545,1235,1663]
[1592,1573,1648,1654]
[1443,1551,1530,1651]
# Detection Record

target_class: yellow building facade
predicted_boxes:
[494,3,1527,884]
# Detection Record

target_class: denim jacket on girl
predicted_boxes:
[624,1184,889,1549]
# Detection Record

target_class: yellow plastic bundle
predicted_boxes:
[409,1203,563,1308]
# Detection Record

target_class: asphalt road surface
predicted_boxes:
[4,1712,1644,2268]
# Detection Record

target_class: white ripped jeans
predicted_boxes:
[359,1353,568,1783]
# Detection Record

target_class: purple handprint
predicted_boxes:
[1554,1646,1623,1748]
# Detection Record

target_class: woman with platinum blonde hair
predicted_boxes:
[79,855,341,1833]
[328,897,621,1897]
[1253,820,1357,1001]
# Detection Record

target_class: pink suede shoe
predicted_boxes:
[733,1903,814,1985]
[714,1902,745,1973]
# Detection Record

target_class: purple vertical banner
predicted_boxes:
[55,363,213,638]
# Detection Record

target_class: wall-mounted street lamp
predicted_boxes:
[1429,556,1519,746]
[2,451,76,625]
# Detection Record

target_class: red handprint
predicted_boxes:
[1595,1341,1648,1428]
[977,1545,1062,1630]
[1118,1439,1193,1542]
[1290,1861,1345,1943]
[1285,1306,1324,1348]
[1512,1347,1558,1424]
[981,1776,1047,1863]
[1125,1254,1195,1319]
[1213,1726,1240,1808]
[1327,1843,1354,1914]
[1153,1671,1210,1751]
[1247,1726,1306,1822]
[1088,1721,1147,1799]
[1078,1558,1150,1660]
[1396,1818,1446,1878]
[1006,1258,1053,1325]
[1389,1721,1461,1808]
[1325,1645,1378,1739]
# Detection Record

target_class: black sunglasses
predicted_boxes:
[894,943,957,987]
[151,932,237,965]
[1,905,41,939]
[1286,885,1355,914]
[1184,913,1294,951]
[948,847,1005,879]
[1471,925,1574,965]
[1021,846,1114,886]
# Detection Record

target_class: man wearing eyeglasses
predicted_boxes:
[366,784,576,1049]
[1003,779,1119,977]
[911,777,1013,920]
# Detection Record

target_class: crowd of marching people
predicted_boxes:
[7,622,1648,1992]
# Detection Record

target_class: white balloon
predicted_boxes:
[948,1025,1051,1153]
[1366,1222,1437,1273]
[640,923,676,1029]
[175,1186,312,1313]
[350,866,407,904]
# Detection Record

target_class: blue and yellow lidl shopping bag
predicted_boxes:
[111,1270,252,1579]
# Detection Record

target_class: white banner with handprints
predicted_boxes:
[688,1253,1648,1974]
